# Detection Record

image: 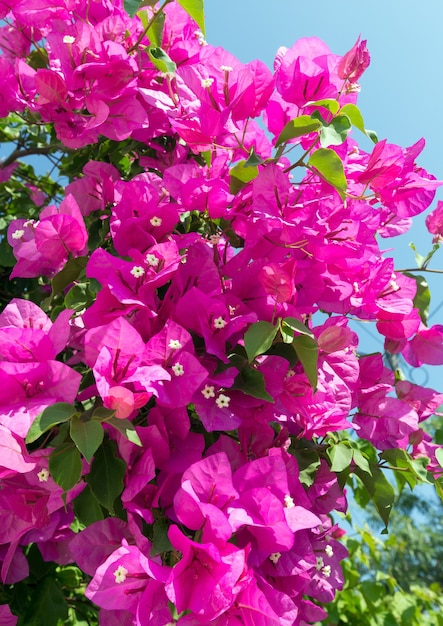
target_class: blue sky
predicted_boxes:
[206,1,443,391]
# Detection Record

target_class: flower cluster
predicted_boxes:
[0,1,442,624]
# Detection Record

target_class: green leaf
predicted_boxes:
[305,98,340,114]
[232,364,274,402]
[352,448,372,474]
[244,146,264,167]
[404,273,431,324]
[70,415,104,463]
[275,115,321,147]
[340,103,366,134]
[23,577,69,626]
[177,0,205,35]
[150,518,173,556]
[281,316,314,338]
[105,416,143,447]
[436,447,443,469]
[49,443,82,492]
[124,0,143,17]
[73,484,104,527]
[319,114,352,148]
[51,256,88,297]
[148,47,176,74]
[64,283,90,312]
[26,403,78,444]
[354,464,395,532]
[86,439,126,512]
[229,160,259,194]
[244,321,278,362]
[308,148,347,197]
[328,443,353,472]
[292,334,318,389]
[137,7,165,48]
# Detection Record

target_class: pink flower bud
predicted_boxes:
[338,37,370,83]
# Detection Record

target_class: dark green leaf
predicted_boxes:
[49,443,82,492]
[150,518,173,556]
[232,365,274,402]
[327,443,353,472]
[281,316,314,337]
[86,439,126,513]
[244,320,278,362]
[265,342,298,367]
[105,416,143,447]
[275,115,321,147]
[70,415,104,463]
[229,160,259,194]
[124,0,143,17]
[319,114,352,148]
[23,577,68,626]
[308,148,347,197]
[355,464,395,532]
[64,282,90,311]
[148,47,176,74]
[26,403,78,444]
[244,147,265,167]
[292,334,318,389]
[73,483,104,527]
[51,256,88,297]
[177,0,205,35]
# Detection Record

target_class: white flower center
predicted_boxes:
[269,552,281,564]
[37,468,50,482]
[284,494,295,509]
[63,35,75,44]
[201,384,215,399]
[114,565,128,584]
[130,265,145,278]
[213,316,226,329]
[172,363,184,377]
[11,229,25,240]
[146,253,159,267]
[215,393,230,408]
[168,339,182,350]
[322,565,332,578]
[150,216,162,227]
[325,544,334,557]
[201,77,214,89]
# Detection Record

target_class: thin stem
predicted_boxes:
[1,144,64,168]
[397,267,443,274]
[127,0,174,54]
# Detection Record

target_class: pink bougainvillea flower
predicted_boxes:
[337,36,370,83]
[166,525,247,620]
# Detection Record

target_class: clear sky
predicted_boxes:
[206,0,443,391]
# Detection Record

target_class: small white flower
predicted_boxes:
[172,362,184,377]
[325,544,334,558]
[284,494,295,509]
[63,35,75,44]
[321,565,332,578]
[37,468,49,482]
[201,384,215,399]
[114,565,128,584]
[315,556,324,571]
[23,220,35,228]
[130,265,145,278]
[150,216,162,227]
[213,316,226,330]
[11,229,25,240]
[220,65,233,73]
[269,552,281,564]
[168,339,182,350]
[146,253,159,267]
[201,77,214,89]
[215,393,230,409]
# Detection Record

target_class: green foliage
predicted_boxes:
[86,438,126,513]
[308,148,348,198]
[317,496,443,625]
